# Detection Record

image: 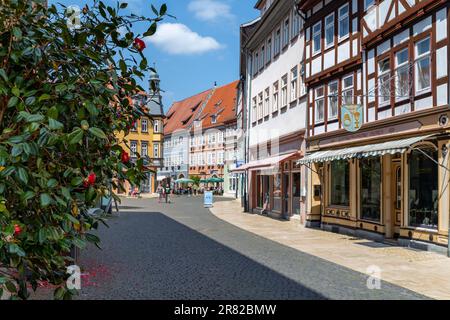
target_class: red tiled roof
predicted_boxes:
[163,89,212,135]
[196,80,238,130]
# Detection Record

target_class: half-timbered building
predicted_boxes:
[300,0,450,253]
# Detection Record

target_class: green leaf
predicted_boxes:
[89,127,107,139]
[47,178,58,188]
[40,193,52,207]
[61,187,71,200]
[38,93,51,102]
[12,87,20,97]
[0,69,7,82]
[7,96,18,108]
[70,177,83,187]
[143,23,157,37]
[72,237,86,250]
[17,167,28,184]
[38,229,46,244]
[11,144,23,157]
[8,244,25,257]
[12,27,22,39]
[5,281,17,293]
[119,2,127,8]
[159,4,167,16]
[68,128,83,144]
[49,118,64,130]
[20,190,35,202]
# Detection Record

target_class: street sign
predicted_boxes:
[341,104,364,132]
[204,191,213,208]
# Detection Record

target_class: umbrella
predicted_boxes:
[199,179,209,183]
[208,177,224,183]
[175,178,194,184]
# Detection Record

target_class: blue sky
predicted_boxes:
[49,0,258,110]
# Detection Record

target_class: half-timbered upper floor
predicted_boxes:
[299,0,363,85]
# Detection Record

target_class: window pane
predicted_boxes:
[409,148,438,229]
[396,65,410,98]
[328,82,338,118]
[416,38,430,56]
[396,49,408,65]
[330,160,349,206]
[360,157,381,221]
[315,99,324,122]
[416,57,431,91]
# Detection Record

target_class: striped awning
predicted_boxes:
[298,135,432,164]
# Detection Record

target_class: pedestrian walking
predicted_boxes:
[157,184,164,203]
[165,185,171,203]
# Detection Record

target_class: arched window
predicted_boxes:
[408,147,438,229]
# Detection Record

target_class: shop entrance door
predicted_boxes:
[391,162,402,237]
[283,173,290,217]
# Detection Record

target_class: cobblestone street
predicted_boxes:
[74,196,427,300]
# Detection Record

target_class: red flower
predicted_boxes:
[88,172,96,185]
[83,179,90,188]
[14,224,21,236]
[121,151,130,164]
[133,38,146,52]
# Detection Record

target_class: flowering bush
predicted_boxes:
[0,0,167,299]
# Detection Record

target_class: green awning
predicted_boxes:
[298,135,432,164]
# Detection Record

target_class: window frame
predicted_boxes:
[282,18,290,48]
[414,36,431,94]
[141,141,148,157]
[281,74,288,108]
[314,86,325,124]
[266,37,272,65]
[394,47,410,102]
[272,81,279,113]
[264,87,270,117]
[338,3,350,41]
[312,21,322,56]
[325,12,335,49]
[378,57,391,107]
[341,74,354,106]
[327,81,339,121]
[258,92,263,120]
[274,28,281,56]
[290,66,298,102]
[141,118,148,133]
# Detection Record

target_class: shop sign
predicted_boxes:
[204,191,213,208]
[342,104,364,132]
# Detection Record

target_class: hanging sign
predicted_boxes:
[341,104,364,132]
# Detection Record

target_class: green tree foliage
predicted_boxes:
[0,0,167,299]
[190,175,200,187]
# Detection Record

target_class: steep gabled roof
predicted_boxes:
[195,80,239,130]
[163,89,212,135]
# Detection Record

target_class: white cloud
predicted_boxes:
[188,0,234,22]
[145,23,223,55]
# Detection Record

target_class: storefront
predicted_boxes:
[302,134,449,253]
[238,152,303,219]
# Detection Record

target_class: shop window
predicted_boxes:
[408,148,438,229]
[360,157,381,221]
[330,160,349,206]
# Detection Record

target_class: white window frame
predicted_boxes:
[290,66,298,102]
[266,37,272,64]
[264,88,270,117]
[414,37,431,94]
[315,86,325,124]
[274,28,281,56]
[141,118,148,132]
[338,4,349,41]
[312,21,321,55]
[281,75,288,107]
[378,58,391,106]
[395,48,410,102]
[327,81,339,120]
[342,74,354,106]
[153,143,159,158]
[257,92,263,120]
[292,10,300,38]
[152,119,159,133]
[130,141,138,157]
[252,97,257,123]
[141,142,148,157]
[272,81,279,113]
[325,13,335,49]
[260,45,265,70]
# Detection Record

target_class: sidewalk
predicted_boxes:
[210,199,450,300]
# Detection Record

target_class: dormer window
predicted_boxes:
[211,115,217,124]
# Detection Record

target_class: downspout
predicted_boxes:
[244,47,253,213]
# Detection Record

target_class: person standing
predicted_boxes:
[165,184,171,203]
[157,183,164,203]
